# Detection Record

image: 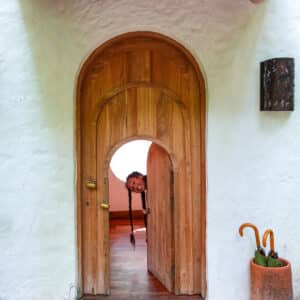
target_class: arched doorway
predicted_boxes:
[108,139,175,296]
[76,31,206,298]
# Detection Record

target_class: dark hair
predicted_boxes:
[126,171,144,181]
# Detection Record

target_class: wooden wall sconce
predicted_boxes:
[260,58,295,111]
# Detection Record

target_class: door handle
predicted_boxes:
[100,202,109,210]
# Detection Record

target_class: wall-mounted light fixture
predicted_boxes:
[260,58,294,111]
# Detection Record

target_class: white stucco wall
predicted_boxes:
[1,1,300,299]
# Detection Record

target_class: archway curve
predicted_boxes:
[76,31,206,94]
[76,31,206,298]
[92,83,190,125]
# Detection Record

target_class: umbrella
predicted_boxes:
[262,229,284,267]
[239,222,267,266]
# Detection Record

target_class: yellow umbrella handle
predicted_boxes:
[239,223,261,248]
[262,229,275,253]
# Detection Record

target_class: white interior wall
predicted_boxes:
[1,1,300,299]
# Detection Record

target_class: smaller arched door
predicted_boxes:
[94,85,186,295]
[147,143,174,292]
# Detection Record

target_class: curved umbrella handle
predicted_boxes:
[262,229,275,253]
[239,222,261,248]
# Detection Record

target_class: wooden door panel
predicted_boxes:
[147,143,174,292]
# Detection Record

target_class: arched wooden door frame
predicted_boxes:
[76,31,206,298]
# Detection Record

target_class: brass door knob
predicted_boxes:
[100,203,109,209]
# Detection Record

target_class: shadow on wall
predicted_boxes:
[209,2,268,115]
[18,1,79,128]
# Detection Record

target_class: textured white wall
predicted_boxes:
[0,1,300,299]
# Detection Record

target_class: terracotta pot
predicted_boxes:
[250,258,293,300]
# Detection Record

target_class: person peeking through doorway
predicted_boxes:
[126,171,147,193]
[125,171,147,246]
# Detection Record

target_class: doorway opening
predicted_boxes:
[76,31,206,298]
[108,140,176,297]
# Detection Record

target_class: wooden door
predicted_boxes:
[77,32,206,297]
[147,143,174,292]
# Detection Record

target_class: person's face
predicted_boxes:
[126,175,146,193]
